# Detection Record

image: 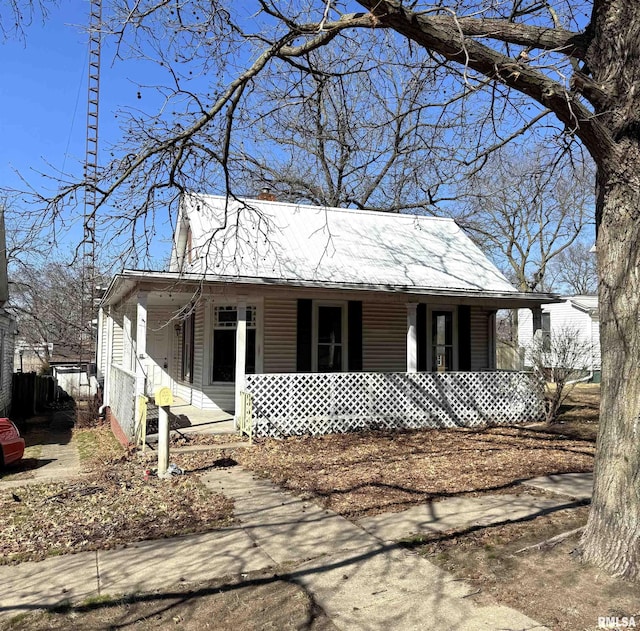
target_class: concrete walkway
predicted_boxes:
[0,465,596,629]
[0,410,81,489]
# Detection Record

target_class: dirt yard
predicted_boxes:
[5,383,636,631]
[0,426,234,564]
[1,570,338,631]
[236,424,594,518]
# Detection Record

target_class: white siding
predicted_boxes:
[96,309,108,382]
[111,311,124,367]
[470,307,489,371]
[263,298,297,373]
[191,303,206,407]
[362,302,406,372]
[518,300,596,370]
[591,316,601,370]
[200,384,235,411]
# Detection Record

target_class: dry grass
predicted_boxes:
[237,425,594,519]
[0,426,235,565]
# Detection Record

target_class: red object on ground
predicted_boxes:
[0,418,25,466]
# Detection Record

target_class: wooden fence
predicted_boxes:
[12,372,58,418]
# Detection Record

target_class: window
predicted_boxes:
[542,312,551,352]
[212,305,256,382]
[181,312,195,383]
[431,311,453,372]
[316,305,345,372]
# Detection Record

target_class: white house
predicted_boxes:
[97,194,557,442]
[518,295,600,382]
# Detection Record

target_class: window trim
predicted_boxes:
[180,310,195,384]
[209,301,261,385]
[312,301,348,372]
[426,306,458,372]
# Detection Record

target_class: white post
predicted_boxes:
[134,292,148,434]
[234,300,247,429]
[406,302,418,373]
[488,310,497,370]
[157,404,169,476]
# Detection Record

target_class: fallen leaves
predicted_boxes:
[0,427,235,565]
[237,425,594,519]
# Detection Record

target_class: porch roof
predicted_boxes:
[100,269,560,310]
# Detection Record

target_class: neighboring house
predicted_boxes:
[518,295,600,382]
[97,194,557,442]
[14,341,53,373]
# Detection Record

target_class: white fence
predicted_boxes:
[110,364,137,439]
[244,371,545,437]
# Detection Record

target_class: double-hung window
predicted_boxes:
[212,305,256,382]
[314,304,346,372]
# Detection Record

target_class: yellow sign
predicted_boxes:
[154,387,173,407]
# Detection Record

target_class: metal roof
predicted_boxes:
[177,194,520,294]
[567,295,598,314]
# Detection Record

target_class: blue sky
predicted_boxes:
[1,1,88,193]
[0,0,173,267]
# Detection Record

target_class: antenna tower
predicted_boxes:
[80,0,102,384]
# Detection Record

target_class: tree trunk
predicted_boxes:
[580,153,640,580]
[579,0,640,580]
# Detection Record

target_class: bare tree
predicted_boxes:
[9,260,101,367]
[20,0,640,578]
[548,241,598,295]
[527,325,594,423]
[458,143,593,292]
[238,45,458,211]
[0,0,51,40]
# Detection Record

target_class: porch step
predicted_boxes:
[168,443,249,453]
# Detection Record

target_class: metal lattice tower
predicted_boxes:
[80,0,102,382]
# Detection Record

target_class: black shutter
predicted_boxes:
[458,305,472,371]
[417,304,427,371]
[296,299,312,371]
[348,301,363,371]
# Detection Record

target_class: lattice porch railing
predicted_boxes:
[110,364,137,440]
[244,371,544,437]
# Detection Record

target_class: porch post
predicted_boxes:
[531,306,543,341]
[134,292,148,433]
[406,302,418,373]
[234,300,247,428]
[488,310,497,370]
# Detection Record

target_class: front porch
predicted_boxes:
[144,398,235,438]
[99,275,553,445]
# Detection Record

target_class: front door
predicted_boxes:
[146,325,171,395]
[431,311,454,372]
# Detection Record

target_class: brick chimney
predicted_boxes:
[257,186,276,201]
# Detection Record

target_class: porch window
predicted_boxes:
[212,305,256,382]
[431,311,453,372]
[181,312,195,383]
[315,304,346,372]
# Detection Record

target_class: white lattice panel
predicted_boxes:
[110,365,137,439]
[244,371,545,437]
